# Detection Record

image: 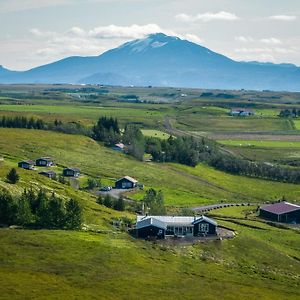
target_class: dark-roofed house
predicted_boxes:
[135,215,217,239]
[260,202,300,223]
[18,160,35,170]
[136,217,167,239]
[36,157,54,167]
[39,170,57,179]
[230,108,254,117]
[115,176,138,189]
[63,167,80,177]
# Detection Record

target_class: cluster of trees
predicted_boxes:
[92,116,120,145]
[6,168,19,184]
[142,188,165,215]
[0,189,83,229]
[97,194,125,211]
[123,125,145,161]
[0,116,45,129]
[278,108,300,118]
[209,153,300,184]
[0,116,90,136]
[146,135,215,167]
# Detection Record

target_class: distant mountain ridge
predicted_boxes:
[1,33,300,91]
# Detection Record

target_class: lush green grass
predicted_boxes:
[141,129,170,139]
[174,116,292,132]
[0,217,299,300]
[293,120,300,130]
[219,140,300,148]
[1,128,300,206]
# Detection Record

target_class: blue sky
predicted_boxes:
[0,0,299,70]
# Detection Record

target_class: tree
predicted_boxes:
[6,168,19,184]
[47,193,66,228]
[87,177,101,190]
[15,194,33,226]
[0,189,17,225]
[103,194,113,208]
[113,196,125,211]
[96,195,103,205]
[65,199,83,230]
[143,188,165,215]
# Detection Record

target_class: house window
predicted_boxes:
[199,223,209,233]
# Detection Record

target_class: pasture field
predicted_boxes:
[219,140,300,148]
[141,129,170,139]
[1,128,300,206]
[0,206,299,300]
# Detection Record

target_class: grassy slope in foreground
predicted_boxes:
[0,207,299,300]
[1,128,300,206]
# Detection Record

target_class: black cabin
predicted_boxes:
[18,160,34,170]
[39,170,56,179]
[36,157,54,167]
[63,168,80,177]
[115,176,138,189]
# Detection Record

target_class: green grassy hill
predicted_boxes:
[1,128,300,206]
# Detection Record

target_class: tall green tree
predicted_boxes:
[15,194,33,226]
[6,168,19,184]
[47,193,66,228]
[113,196,125,211]
[0,189,17,225]
[65,199,83,230]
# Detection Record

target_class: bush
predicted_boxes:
[6,168,19,184]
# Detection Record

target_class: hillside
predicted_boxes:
[1,33,300,91]
[1,128,300,206]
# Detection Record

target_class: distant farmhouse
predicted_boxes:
[259,202,300,223]
[230,108,254,117]
[63,167,80,177]
[18,160,35,170]
[135,215,217,239]
[112,143,126,153]
[39,170,56,179]
[36,157,54,167]
[115,176,138,189]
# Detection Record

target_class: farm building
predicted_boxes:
[63,167,80,177]
[18,160,35,170]
[259,202,300,223]
[39,170,56,179]
[135,215,217,239]
[230,108,254,117]
[112,143,126,152]
[36,157,54,167]
[115,176,138,189]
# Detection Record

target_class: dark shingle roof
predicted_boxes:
[261,202,300,215]
[193,216,217,226]
[136,217,167,230]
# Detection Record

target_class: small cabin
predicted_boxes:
[63,167,80,177]
[135,215,217,239]
[260,202,300,223]
[230,108,254,117]
[18,160,35,170]
[39,170,57,179]
[112,143,126,152]
[115,176,138,189]
[36,157,54,167]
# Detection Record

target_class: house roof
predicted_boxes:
[136,215,217,227]
[260,202,300,215]
[116,176,138,183]
[192,215,218,226]
[19,160,34,165]
[39,170,56,175]
[136,217,167,230]
[115,143,125,149]
[64,167,80,172]
[37,157,53,162]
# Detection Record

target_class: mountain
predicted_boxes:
[1,33,300,91]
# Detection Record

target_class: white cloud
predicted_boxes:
[260,37,282,45]
[235,36,254,43]
[268,15,297,21]
[175,11,240,23]
[182,34,203,44]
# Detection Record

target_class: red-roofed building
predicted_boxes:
[259,201,300,223]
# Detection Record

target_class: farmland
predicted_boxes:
[0,85,300,299]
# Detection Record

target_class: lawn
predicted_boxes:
[219,140,300,148]
[141,129,170,139]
